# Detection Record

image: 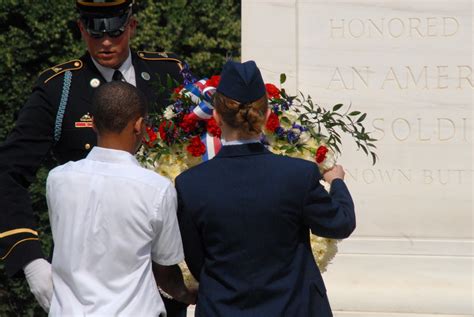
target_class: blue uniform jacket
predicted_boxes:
[176,143,356,317]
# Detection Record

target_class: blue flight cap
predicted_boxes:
[217,60,266,104]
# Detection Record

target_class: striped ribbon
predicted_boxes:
[181,78,221,160]
[183,79,216,120]
[201,132,222,161]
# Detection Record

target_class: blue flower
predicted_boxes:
[173,100,184,113]
[275,127,286,138]
[180,63,197,85]
[280,101,290,111]
[287,130,300,144]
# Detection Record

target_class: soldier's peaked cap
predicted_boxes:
[76,0,133,17]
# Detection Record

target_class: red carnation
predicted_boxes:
[206,117,221,138]
[158,121,176,142]
[265,112,280,132]
[206,75,221,88]
[144,126,158,146]
[186,136,206,157]
[315,145,328,164]
[173,84,184,97]
[179,114,198,133]
[265,83,281,99]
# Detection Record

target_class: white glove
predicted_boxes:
[24,258,53,312]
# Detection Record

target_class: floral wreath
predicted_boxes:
[138,64,377,284]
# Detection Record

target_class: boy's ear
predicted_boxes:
[133,117,144,135]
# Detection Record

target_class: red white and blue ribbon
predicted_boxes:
[182,78,221,160]
[201,132,222,161]
[183,79,216,120]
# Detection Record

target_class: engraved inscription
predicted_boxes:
[330,17,460,39]
[371,117,469,142]
[327,65,473,90]
[345,168,471,185]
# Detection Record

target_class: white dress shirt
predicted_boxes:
[91,49,136,86]
[46,147,184,316]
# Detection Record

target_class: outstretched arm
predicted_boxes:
[303,164,356,239]
[0,80,56,276]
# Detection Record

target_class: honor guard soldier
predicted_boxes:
[0,1,189,315]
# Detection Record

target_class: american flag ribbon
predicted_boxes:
[201,132,222,161]
[182,78,221,160]
[183,79,216,120]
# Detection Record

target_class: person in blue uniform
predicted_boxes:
[0,1,188,315]
[176,60,356,316]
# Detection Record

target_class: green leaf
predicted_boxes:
[280,73,287,84]
[332,103,343,111]
[371,152,378,165]
[349,111,361,116]
[280,116,291,125]
[357,113,367,123]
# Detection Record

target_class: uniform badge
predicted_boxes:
[141,72,150,81]
[90,78,101,88]
[75,113,93,128]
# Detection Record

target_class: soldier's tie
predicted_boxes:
[112,70,125,82]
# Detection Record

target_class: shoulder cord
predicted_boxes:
[54,70,72,142]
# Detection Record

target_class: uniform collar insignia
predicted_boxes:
[80,113,92,122]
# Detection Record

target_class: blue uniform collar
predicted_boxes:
[215,142,269,158]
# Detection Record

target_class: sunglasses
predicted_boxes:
[86,27,126,39]
[82,10,131,39]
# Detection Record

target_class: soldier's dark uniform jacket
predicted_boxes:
[0,50,183,276]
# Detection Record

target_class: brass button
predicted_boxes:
[84,143,91,150]
[74,61,80,67]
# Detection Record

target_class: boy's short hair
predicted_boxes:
[92,81,148,134]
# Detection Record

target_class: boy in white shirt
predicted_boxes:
[46,81,196,316]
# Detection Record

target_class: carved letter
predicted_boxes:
[388,18,405,38]
[426,17,438,37]
[381,67,403,89]
[330,19,345,38]
[409,18,424,37]
[417,118,431,141]
[405,66,428,89]
[458,65,473,89]
[443,17,459,37]
[372,118,385,140]
[345,169,358,182]
[423,170,433,184]
[351,66,369,89]
[368,18,384,37]
[348,18,365,38]
[327,67,349,89]
[378,169,394,183]
[391,118,411,141]
[398,169,412,182]
[462,118,468,141]
[362,169,376,184]
[437,66,449,89]
[437,118,456,141]
[438,169,449,185]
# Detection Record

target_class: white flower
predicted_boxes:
[319,149,336,172]
[298,131,311,144]
[164,105,176,120]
